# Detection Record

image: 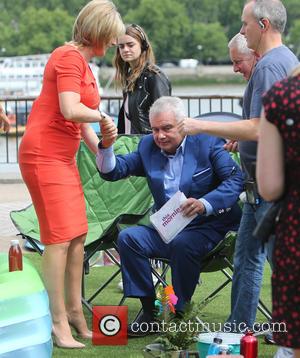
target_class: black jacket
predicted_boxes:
[118,65,171,134]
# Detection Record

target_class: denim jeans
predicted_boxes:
[227,200,272,330]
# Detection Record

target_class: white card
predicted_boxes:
[150,191,197,243]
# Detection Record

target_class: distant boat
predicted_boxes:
[0,53,102,97]
[0,54,48,97]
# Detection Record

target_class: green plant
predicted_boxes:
[153,286,212,352]
[155,302,201,351]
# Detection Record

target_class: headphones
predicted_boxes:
[131,24,149,51]
[258,18,265,29]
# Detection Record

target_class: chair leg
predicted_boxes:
[104,249,120,266]
[81,297,93,313]
[201,257,272,322]
[80,244,123,313]
[257,300,272,320]
[87,268,122,303]
[23,235,44,255]
[199,274,232,305]
[151,263,170,287]
[196,316,211,332]
[118,295,126,306]
[126,260,171,322]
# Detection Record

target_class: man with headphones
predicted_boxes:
[179,0,299,338]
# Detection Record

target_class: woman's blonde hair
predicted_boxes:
[113,24,158,91]
[72,0,124,48]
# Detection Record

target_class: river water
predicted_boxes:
[0,84,246,163]
[104,84,246,97]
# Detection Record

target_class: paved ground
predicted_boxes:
[0,164,31,252]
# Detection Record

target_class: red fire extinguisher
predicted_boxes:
[240,331,258,358]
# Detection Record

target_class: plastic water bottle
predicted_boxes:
[207,336,223,355]
[9,239,23,272]
[240,331,258,358]
[219,344,230,354]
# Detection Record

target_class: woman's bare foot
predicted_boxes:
[52,321,85,348]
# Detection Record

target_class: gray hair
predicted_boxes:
[250,0,287,33]
[228,33,253,55]
[149,96,185,123]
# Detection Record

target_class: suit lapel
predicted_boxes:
[179,136,198,197]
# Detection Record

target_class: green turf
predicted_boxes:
[25,253,277,357]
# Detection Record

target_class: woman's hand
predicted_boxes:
[178,118,203,136]
[0,106,10,133]
[100,118,118,148]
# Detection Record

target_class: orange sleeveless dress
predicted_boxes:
[19,45,100,244]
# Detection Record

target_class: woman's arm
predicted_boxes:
[0,104,10,132]
[256,112,285,201]
[58,92,102,123]
[81,123,100,154]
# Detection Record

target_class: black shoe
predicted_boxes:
[264,331,276,345]
[127,312,160,338]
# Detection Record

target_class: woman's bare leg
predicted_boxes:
[65,234,91,338]
[42,241,85,348]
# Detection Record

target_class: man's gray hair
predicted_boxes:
[228,33,253,56]
[250,0,287,33]
[149,96,186,123]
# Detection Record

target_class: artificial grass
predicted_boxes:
[26,253,277,357]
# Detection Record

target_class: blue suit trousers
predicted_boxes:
[117,223,227,311]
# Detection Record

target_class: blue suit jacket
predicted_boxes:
[100,134,244,232]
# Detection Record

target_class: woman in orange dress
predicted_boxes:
[19,0,123,349]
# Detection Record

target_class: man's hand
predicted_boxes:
[178,118,203,136]
[224,140,238,152]
[100,117,118,148]
[180,198,205,217]
[0,107,11,133]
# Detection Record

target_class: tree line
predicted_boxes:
[0,0,299,63]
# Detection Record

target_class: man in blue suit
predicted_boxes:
[96,96,244,336]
